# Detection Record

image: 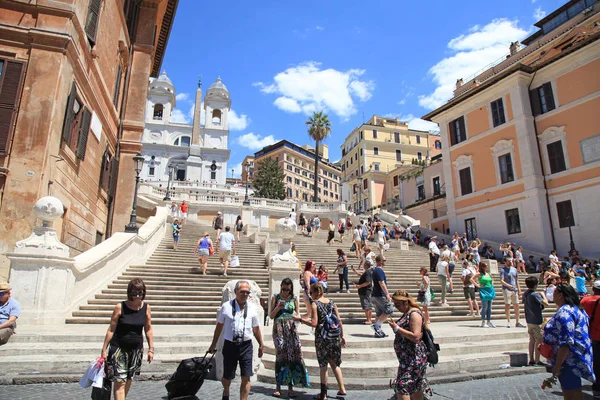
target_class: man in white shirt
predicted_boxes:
[218,226,236,277]
[429,236,440,272]
[548,250,561,270]
[289,208,297,227]
[209,281,264,400]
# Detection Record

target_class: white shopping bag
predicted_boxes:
[79,358,105,389]
[383,243,390,251]
[230,255,240,268]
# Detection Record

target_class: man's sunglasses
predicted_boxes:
[0,292,7,297]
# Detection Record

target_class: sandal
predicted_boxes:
[288,391,297,398]
[272,391,281,398]
[336,391,347,398]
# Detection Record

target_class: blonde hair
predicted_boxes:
[392,289,427,329]
[309,283,324,299]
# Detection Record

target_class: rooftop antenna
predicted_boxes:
[362,112,365,124]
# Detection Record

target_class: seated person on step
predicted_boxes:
[0,282,20,346]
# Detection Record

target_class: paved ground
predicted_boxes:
[0,373,593,399]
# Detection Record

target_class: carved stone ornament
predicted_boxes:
[270,249,299,269]
[274,217,297,241]
[14,196,70,257]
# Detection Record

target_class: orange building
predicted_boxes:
[0,0,177,280]
[423,0,600,257]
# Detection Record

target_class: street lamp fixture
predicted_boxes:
[163,164,175,201]
[243,162,250,206]
[125,153,145,233]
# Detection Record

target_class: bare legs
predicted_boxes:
[319,360,346,398]
[113,380,132,400]
[221,376,251,400]
[200,256,208,274]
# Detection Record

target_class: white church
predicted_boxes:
[140,72,231,185]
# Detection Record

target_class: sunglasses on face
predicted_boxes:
[239,290,251,295]
[281,288,291,292]
[0,292,7,297]
[131,291,144,297]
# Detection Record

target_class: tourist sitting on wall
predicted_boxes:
[0,282,20,346]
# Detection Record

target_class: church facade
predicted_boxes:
[141,73,231,185]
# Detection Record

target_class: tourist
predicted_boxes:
[580,280,600,397]
[179,200,188,225]
[443,245,455,294]
[337,218,345,243]
[235,215,243,241]
[298,213,306,234]
[546,277,557,302]
[375,225,387,257]
[327,220,336,245]
[469,238,482,265]
[371,255,394,338]
[522,276,549,366]
[294,284,347,400]
[416,267,431,323]
[499,242,513,261]
[213,211,223,237]
[393,219,402,242]
[317,265,329,293]
[542,264,560,285]
[314,216,321,233]
[194,232,213,275]
[549,249,561,270]
[335,249,350,294]
[269,278,310,398]
[289,208,297,226]
[208,280,264,400]
[436,255,450,307]
[358,246,375,271]
[515,246,526,273]
[302,261,318,322]
[309,217,316,237]
[172,218,181,251]
[527,255,538,273]
[352,224,362,258]
[500,258,525,328]
[217,226,236,277]
[476,262,496,328]
[428,236,440,273]
[0,282,20,346]
[543,283,594,399]
[575,270,588,299]
[388,289,432,400]
[101,278,154,400]
[352,263,373,324]
[461,260,480,317]
[170,201,179,220]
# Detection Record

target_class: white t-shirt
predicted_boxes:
[549,254,559,265]
[353,228,361,241]
[429,241,440,255]
[218,232,235,250]
[289,211,297,221]
[377,231,385,244]
[545,285,555,302]
[437,261,448,277]
[217,300,260,342]
[462,267,474,288]
[442,249,452,259]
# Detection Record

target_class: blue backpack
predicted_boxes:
[317,301,341,340]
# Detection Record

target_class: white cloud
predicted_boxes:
[229,110,250,131]
[232,163,243,178]
[419,19,529,110]
[255,62,374,119]
[384,113,440,133]
[237,132,277,151]
[315,25,324,31]
[171,108,190,124]
[533,7,546,21]
[175,93,189,101]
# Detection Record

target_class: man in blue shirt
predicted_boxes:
[0,282,20,346]
[370,255,393,338]
[500,258,525,328]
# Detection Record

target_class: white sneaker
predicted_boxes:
[481,322,489,328]
[467,313,474,317]
[223,272,228,277]
[474,313,481,317]
[346,290,351,294]
[442,302,450,307]
[506,322,511,328]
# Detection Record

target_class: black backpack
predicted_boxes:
[422,327,440,367]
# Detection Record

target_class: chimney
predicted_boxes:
[455,79,463,90]
[509,41,521,56]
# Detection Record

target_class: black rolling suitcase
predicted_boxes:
[165,351,215,399]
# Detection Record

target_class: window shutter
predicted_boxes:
[112,65,122,108]
[62,81,77,144]
[543,82,555,111]
[458,117,466,141]
[76,107,92,160]
[449,121,456,146]
[0,60,25,155]
[108,157,120,198]
[530,88,542,116]
[85,0,102,45]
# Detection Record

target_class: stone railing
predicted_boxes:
[378,209,420,228]
[6,199,169,325]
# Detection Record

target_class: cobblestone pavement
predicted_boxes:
[0,373,593,399]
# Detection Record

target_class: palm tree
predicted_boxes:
[305,111,331,202]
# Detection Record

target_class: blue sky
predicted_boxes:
[161,0,567,177]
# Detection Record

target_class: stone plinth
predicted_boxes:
[214,280,264,382]
[268,248,301,319]
[486,259,499,274]
[400,241,409,251]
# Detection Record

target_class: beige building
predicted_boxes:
[252,140,342,202]
[241,155,255,182]
[0,0,177,280]
[340,115,438,213]
[423,0,600,257]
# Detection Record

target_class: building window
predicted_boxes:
[417,152,422,161]
[393,175,399,186]
[294,178,300,185]
[498,153,514,184]
[99,147,113,192]
[363,179,368,190]
[324,180,329,188]
[324,190,329,196]
[505,208,522,234]
[62,82,92,161]
[149,167,155,176]
[355,153,358,161]
[373,129,378,139]
[459,167,473,196]
[210,171,216,180]
[433,176,441,196]
[302,170,307,176]
[85,0,102,45]
[360,131,363,140]
[465,218,477,241]
[531,82,556,116]
[360,148,363,156]
[449,116,466,146]
[373,147,379,156]
[417,184,425,200]
[302,181,307,187]
[435,140,442,149]
[416,135,421,144]
[335,194,338,200]
[491,98,506,127]
[0,58,26,155]
[153,104,163,120]
[373,163,380,171]
[360,166,364,174]
[556,200,575,228]
[173,136,191,147]
[394,132,400,143]
[547,141,567,174]
[287,188,292,197]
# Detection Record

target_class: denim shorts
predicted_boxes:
[558,366,582,391]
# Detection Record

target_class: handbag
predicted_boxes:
[538,342,554,359]
[430,287,436,300]
[417,290,426,303]
[350,242,356,252]
[208,245,215,256]
[230,255,240,268]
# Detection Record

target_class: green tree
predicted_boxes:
[305,111,331,202]
[252,157,286,200]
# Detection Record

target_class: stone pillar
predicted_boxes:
[5,196,75,325]
[267,218,301,315]
[214,280,264,382]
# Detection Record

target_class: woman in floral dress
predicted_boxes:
[269,278,310,398]
[543,283,594,399]
[388,289,432,400]
[295,283,347,400]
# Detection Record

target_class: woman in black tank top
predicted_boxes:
[101,278,154,399]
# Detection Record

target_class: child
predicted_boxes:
[545,277,556,302]
[575,270,588,299]
[172,218,181,250]
[317,265,329,293]
[522,276,549,366]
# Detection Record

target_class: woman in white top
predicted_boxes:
[436,256,450,306]
[515,246,526,273]
[375,225,386,257]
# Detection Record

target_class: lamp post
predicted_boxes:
[357,175,363,215]
[243,162,250,206]
[566,214,577,257]
[163,164,174,201]
[125,153,145,233]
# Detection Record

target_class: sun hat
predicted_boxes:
[0,283,11,292]
[593,280,600,290]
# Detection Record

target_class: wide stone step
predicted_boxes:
[66,317,217,324]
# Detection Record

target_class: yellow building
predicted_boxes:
[252,140,342,202]
[340,115,438,213]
